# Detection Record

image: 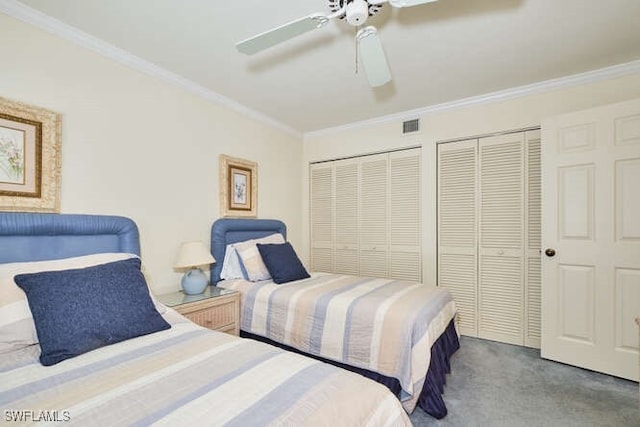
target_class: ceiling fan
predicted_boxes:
[236,0,439,87]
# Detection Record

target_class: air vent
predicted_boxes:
[402,119,420,135]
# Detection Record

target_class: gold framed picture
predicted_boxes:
[219,154,257,217]
[0,97,61,212]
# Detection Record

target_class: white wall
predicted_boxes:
[0,13,303,295]
[303,73,640,285]
[4,10,640,295]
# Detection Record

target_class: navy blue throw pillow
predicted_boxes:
[14,257,170,366]
[257,242,310,284]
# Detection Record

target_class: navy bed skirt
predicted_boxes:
[240,318,460,419]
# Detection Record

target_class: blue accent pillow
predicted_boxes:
[14,257,170,366]
[256,242,310,284]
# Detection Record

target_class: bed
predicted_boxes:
[211,218,460,419]
[0,212,411,426]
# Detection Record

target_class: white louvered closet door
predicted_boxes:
[310,163,334,272]
[478,133,525,345]
[334,159,359,275]
[438,140,478,336]
[310,148,422,281]
[359,154,389,278]
[389,148,422,281]
[525,131,542,348]
[437,130,541,347]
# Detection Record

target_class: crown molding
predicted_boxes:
[0,0,302,139]
[305,59,640,139]
[4,0,639,141]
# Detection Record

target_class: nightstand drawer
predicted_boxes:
[157,287,240,336]
[183,301,236,330]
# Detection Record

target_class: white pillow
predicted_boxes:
[234,233,285,281]
[220,244,246,280]
[0,252,163,354]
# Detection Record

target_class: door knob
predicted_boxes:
[545,248,556,257]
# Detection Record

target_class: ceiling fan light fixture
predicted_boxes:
[346,0,370,26]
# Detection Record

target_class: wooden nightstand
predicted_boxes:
[157,287,240,336]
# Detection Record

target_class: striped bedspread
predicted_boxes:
[1,312,411,426]
[220,273,457,413]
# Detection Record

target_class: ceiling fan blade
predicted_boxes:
[356,26,391,87]
[389,0,439,7]
[236,14,330,55]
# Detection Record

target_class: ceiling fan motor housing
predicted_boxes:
[329,0,384,22]
[346,0,371,25]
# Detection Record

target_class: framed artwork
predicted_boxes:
[0,97,61,212]
[219,154,257,217]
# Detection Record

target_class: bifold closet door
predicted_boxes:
[438,139,478,336]
[310,163,334,272]
[334,159,359,275]
[359,154,389,278]
[437,131,541,346]
[310,148,422,281]
[310,159,361,274]
[525,131,542,348]
[389,149,422,282]
[478,133,525,345]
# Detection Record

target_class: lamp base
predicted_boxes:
[181,268,208,295]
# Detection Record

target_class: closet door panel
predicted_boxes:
[438,143,477,250]
[478,133,525,344]
[525,130,542,348]
[359,154,389,277]
[479,254,523,344]
[479,135,524,250]
[438,140,478,336]
[334,160,359,275]
[310,164,334,272]
[389,148,421,281]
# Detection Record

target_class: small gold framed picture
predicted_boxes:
[0,97,61,212]
[219,155,257,217]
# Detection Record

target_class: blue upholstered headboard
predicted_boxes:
[0,213,140,263]
[210,218,286,284]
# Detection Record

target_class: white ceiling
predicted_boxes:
[10,0,640,134]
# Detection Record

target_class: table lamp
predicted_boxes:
[174,240,215,295]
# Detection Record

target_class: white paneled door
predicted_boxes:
[541,98,640,381]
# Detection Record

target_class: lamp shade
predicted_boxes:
[174,241,215,269]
